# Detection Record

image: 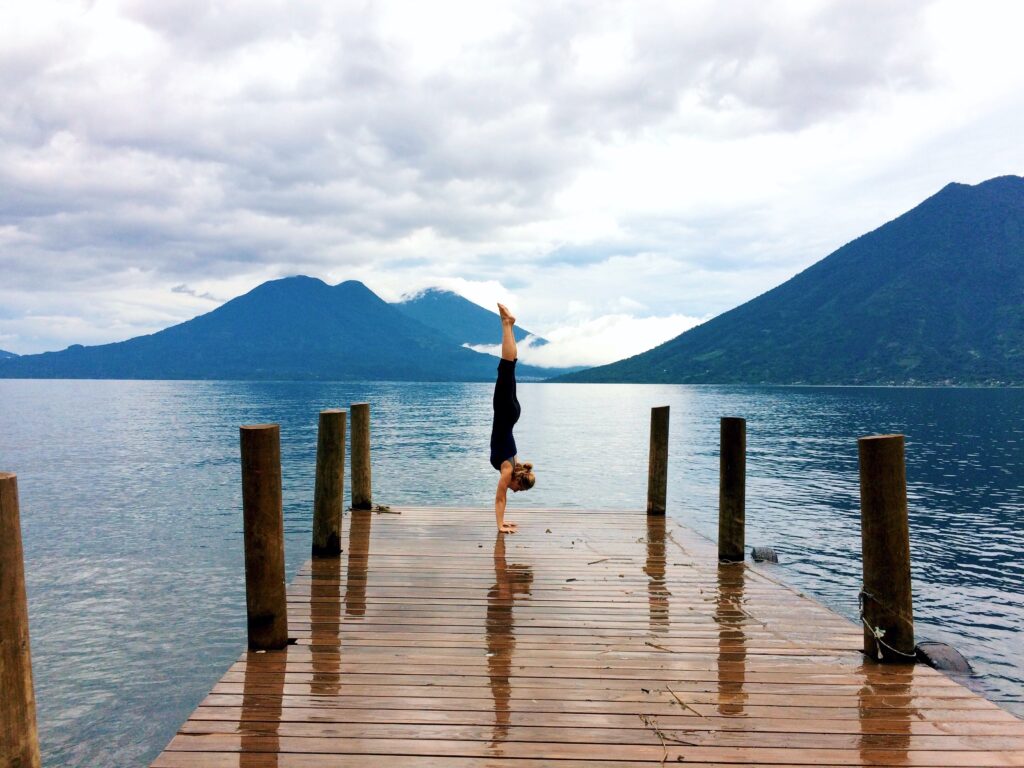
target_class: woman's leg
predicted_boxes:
[497,303,517,361]
[494,304,520,425]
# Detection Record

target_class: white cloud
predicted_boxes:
[1,0,1023,354]
[467,311,704,368]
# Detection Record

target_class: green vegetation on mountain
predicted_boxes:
[394,288,546,347]
[558,175,1024,385]
[0,277,556,381]
[0,349,17,360]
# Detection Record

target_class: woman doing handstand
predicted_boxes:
[491,303,535,533]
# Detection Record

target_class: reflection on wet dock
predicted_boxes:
[151,507,1024,767]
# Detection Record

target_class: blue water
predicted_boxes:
[0,380,1022,766]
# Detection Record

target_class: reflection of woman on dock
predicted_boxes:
[491,303,535,533]
[486,530,533,746]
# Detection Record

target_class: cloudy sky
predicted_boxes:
[2,0,1022,366]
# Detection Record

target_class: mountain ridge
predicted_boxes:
[556,175,1024,385]
[0,277,560,381]
[394,288,546,347]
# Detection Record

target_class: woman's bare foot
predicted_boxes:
[499,521,518,533]
[497,303,516,326]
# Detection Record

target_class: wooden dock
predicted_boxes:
[150,506,1024,767]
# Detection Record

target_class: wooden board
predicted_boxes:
[150,507,1024,767]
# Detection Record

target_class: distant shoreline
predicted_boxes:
[1,377,1022,389]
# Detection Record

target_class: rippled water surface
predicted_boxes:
[0,380,1022,766]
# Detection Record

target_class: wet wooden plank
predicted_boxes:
[173,720,1024,750]
[150,507,1024,767]
[197,692,1017,717]
[148,756,886,768]
[184,706,1024,735]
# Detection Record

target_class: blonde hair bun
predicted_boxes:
[513,461,536,491]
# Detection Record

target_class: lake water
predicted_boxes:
[0,380,1022,766]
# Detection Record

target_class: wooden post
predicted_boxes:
[240,425,289,650]
[0,472,42,768]
[858,434,915,662]
[718,417,746,562]
[646,406,669,515]
[312,409,346,557]
[350,402,372,511]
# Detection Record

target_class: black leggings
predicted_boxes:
[493,358,521,426]
[490,358,520,469]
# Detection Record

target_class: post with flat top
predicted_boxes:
[0,471,42,768]
[239,425,289,650]
[858,434,915,662]
[646,406,670,515]
[312,409,346,557]
[718,417,746,562]
[351,402,372,511]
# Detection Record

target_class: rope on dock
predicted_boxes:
[859,589,918,661]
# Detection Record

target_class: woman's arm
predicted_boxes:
[494,477,508,530]
[494,464,516,532]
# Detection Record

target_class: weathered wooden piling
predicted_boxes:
[239,425,289,651]
[718,417,746,562]
[312,409,346,557]
[858,433,915,662]
[350,402,372,510]
[646,406,670,515]
[0,472,42,768]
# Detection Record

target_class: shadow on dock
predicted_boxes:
[715,560,749,717]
